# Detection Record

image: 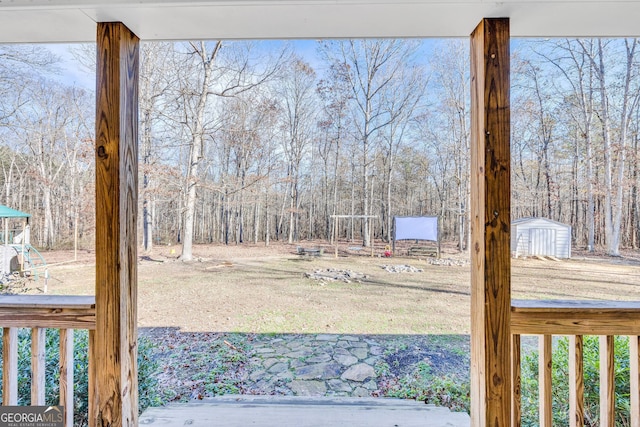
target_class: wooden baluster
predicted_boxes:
[2,327,18,405]
[569,335,584,427]
[630,335,639,427]
[511,334,521,427]
[599,335,615,427]
[539,335,552,427]
[59,329,74,427]
[88,329,97,427]
[31,327,46,405]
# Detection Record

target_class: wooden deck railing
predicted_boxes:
[0,295,95,427]
[511,300,640,427]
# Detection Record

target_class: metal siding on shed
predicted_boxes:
[511,217,571,258]
[512,227,530,257]
[529,228,557,256]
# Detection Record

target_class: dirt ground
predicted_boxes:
[21,242,640,336]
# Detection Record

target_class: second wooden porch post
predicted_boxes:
[470,18,511,427]
[94,21,140,427]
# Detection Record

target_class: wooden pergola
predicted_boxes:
[1,1,639,426]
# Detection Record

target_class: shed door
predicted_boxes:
[529,228,556,256]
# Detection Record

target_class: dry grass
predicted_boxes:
[38,243,640,335]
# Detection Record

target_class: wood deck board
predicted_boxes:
[512,300,640,311]
[511,300,640,335]
[139,397,470,427]
[0,295,95,309]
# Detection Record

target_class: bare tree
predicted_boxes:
[278,56,317,243]
[552,39,598,250]
[584,39,640,255]
[379,64,425,242]
[167,41,286,260]
[0,46,59,124]
[8,80,92,248]
[317,63,353,240]
[429,40,469,250]
[140,42,173,252]
[320,39,422,246]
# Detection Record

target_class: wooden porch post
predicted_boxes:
[470,18,511,427]
[94,22,140,427]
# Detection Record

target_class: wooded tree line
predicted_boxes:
[0,45,94,250]
[0,39,639,257]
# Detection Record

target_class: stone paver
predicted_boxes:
[334,353,358,366]
[246,334,386,397]
[341,363,376,382]
[350,347,369,360]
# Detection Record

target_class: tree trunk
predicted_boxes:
[386,163,393,243]
[42,186,53,248]
[142,105,153,252]
[181,42,221,261]
[265,190,270,246]
[288,174,295,244]
[611,39,637,255]
[632,134,639,248]
[595,40,616,255]
[362,107,371,247]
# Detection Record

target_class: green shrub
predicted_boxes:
[520,336,630,427]
[0,329,164,426]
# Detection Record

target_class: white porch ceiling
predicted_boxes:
[1,1,640,43]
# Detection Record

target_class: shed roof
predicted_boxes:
[512,217,570,228]
[2,1,640,43]
[0,205,30,219]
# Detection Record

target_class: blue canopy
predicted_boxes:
[0,205,30,219]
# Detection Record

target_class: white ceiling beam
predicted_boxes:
[1,1,640,42]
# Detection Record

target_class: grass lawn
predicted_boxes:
[41,243,640,335]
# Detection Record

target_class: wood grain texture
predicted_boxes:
[470,17,511,427]
[539,335,552,427]
[0,308,96,329]
[512,300,640,311]
[569,335,584,427]
[139,399,471,425]
[0,295,95,329]
[511,300,640,335]
[95,21,139,427]
[2,327,18,405]
[599,335,615,427]
[59,328,74,427]
[0,295,95,309]
[631,336,639,427]
[511,334,521,427]
[31,327,46,406]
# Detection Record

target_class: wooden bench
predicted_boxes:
[407,246,439,258]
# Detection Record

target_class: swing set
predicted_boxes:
[330,214,378,258]
[0,205,47,280]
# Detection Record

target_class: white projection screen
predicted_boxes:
[394,216,438,242]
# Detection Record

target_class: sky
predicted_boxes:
[45,40,323,90]
[45,43,95,89]
[43,38,446,91]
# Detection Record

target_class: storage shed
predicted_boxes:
[511,217,571,258]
